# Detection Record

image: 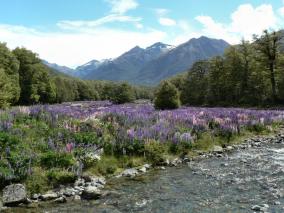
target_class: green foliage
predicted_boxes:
[0,69,14,109]
[154,80,180,110]
[144,140,166,165]
[176,30,284,107]
[94,156,118,175]
[0,43,21,107]
[13,48,56,104]
[25,168,49,195]
[40,152,75,169]
[46,169,76,187]
[110,82,135,104]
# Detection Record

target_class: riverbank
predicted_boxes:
[1,102,284,211]
[1,125,283,212]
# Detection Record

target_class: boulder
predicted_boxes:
[2,184,27,206]
[74,195,81,201]
[81,186,102,200]
[40,192,59,201]
[212,146,223,153]
[138,166,147,173]
[121,168,139,178]
[53,196,67,203]
[170,158,182,166]
[74,178,85,187]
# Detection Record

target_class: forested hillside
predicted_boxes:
[0,44,153,108]
[167,30,284,106]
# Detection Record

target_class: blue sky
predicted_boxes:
[0,0,284,67]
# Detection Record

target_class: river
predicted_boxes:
[16,138,284,213]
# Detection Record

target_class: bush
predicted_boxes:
[154,80,180,110]
[46,169,76,187]
[144,140,165,165]
[94,156,118,175]
[111,83,135,104]
[25,168,49,195]
[40,151,75,169]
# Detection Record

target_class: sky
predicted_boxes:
[1,0,284,68]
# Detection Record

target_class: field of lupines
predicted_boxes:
[1,101,284,193]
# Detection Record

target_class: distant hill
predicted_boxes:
[134,36,229,85]
[44,36,230,85]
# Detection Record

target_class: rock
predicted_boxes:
[183,157,191,163]
[221,163,229,167]
[2,184,27,206]
[138,166,147,173]
[0,206,9,211]
[164,159,170,166]
[226,146,234,151]
[160,166,166,170]
[171,158,182,166]
[60,187,76,197]
[53,196,67,203]
[91,176,106,186]
[74,178,85,187]
[40,192,59,201]
[31,194,41,200]
[81,186,102,200]
[274,201,280,205]
[74,195,81,201]
[121,168,139,178]
[212,146,223,153]
[216,154,223,158]
[143,164,151,169]
[251,205,261,211]
[251,204,269,212]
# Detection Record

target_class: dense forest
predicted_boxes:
[0,45,153,108]
[166,30,284,107]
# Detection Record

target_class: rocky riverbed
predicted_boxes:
[2,131,284,213]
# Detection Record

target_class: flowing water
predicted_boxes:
[18,141,284,213]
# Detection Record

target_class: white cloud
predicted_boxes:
[105,0,138,14]
[0,24,166,68]
[195,4,279,44]
[155,8,169,16]
[159,18,176,26]
[57,14,142,30]
[229,4,277,37]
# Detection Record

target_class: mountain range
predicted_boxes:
[44,36,230,85]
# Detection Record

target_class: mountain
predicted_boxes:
[134,36,229,85]
[45,36,229,85]
[42,60,75,76]
[82,42,174,82]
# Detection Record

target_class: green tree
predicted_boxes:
[0,69,14,108]
[13,48,56,104]
[254,30,281,103]
[181,61,209,105]
[0,43,20,105]
[111,82,135,104]
[154,80,180,110]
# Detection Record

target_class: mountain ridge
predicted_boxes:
[44,36,230,85]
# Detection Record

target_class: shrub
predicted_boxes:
[94,156,118,175]
[154,80,180,110]
[46,169,76,187]
[110,83,135,104]
[144,140,165,165]
[25,168,49,195]
[40,151,75,169]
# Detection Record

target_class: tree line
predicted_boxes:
[0,44,153,108]
[155,30,284,109]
